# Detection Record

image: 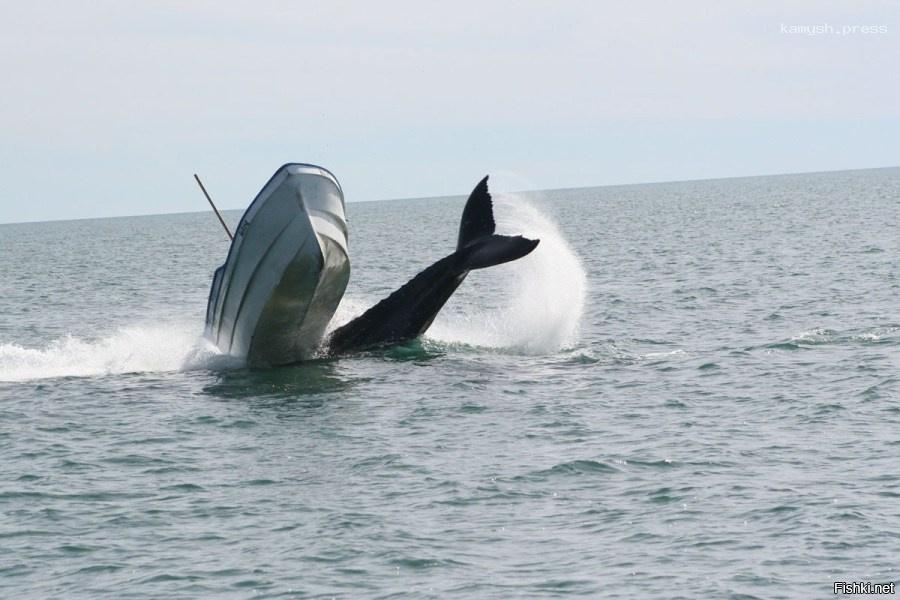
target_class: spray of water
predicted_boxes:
[0,324,231,383]
[427,193,586,354]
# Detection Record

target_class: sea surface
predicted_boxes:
[1,167,899,599]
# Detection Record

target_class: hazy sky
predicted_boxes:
[1,1,898,223]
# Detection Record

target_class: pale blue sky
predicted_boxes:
[1,1,898,223]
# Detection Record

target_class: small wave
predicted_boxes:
[641,348,686,360]
[563,350,602,365]
[761,325,900,352]
[0,324,239,382]
[849,325,900,344]
[545,459,620,475]
[517,460,620,481]
[623,458,678,469]
[788,328,837,346]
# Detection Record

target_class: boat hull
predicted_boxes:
[204,164,349,366]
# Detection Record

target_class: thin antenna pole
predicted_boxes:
[193,173,233,241]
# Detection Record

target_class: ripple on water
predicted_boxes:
[159,483,205,493]
[517,459,621,481]
[623,458,678,469]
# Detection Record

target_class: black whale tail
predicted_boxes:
[325,176,539,354]
[460,232,540,270]
[456,176,540,270]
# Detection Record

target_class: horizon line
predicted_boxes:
[2,163,897,227]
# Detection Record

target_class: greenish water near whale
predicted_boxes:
[1,167,898,598]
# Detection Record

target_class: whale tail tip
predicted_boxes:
[457,175,540,270]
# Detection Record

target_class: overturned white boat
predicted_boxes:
[204,164,349,366]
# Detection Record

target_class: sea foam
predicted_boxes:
[0,324,228,382]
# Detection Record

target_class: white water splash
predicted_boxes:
[427,193,587,354]
[0,324,234,383]
[326,297,371,333]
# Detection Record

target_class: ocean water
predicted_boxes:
[1,167,899,598]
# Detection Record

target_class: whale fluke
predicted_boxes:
[458,175,495,249]
[326,176,539,354]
